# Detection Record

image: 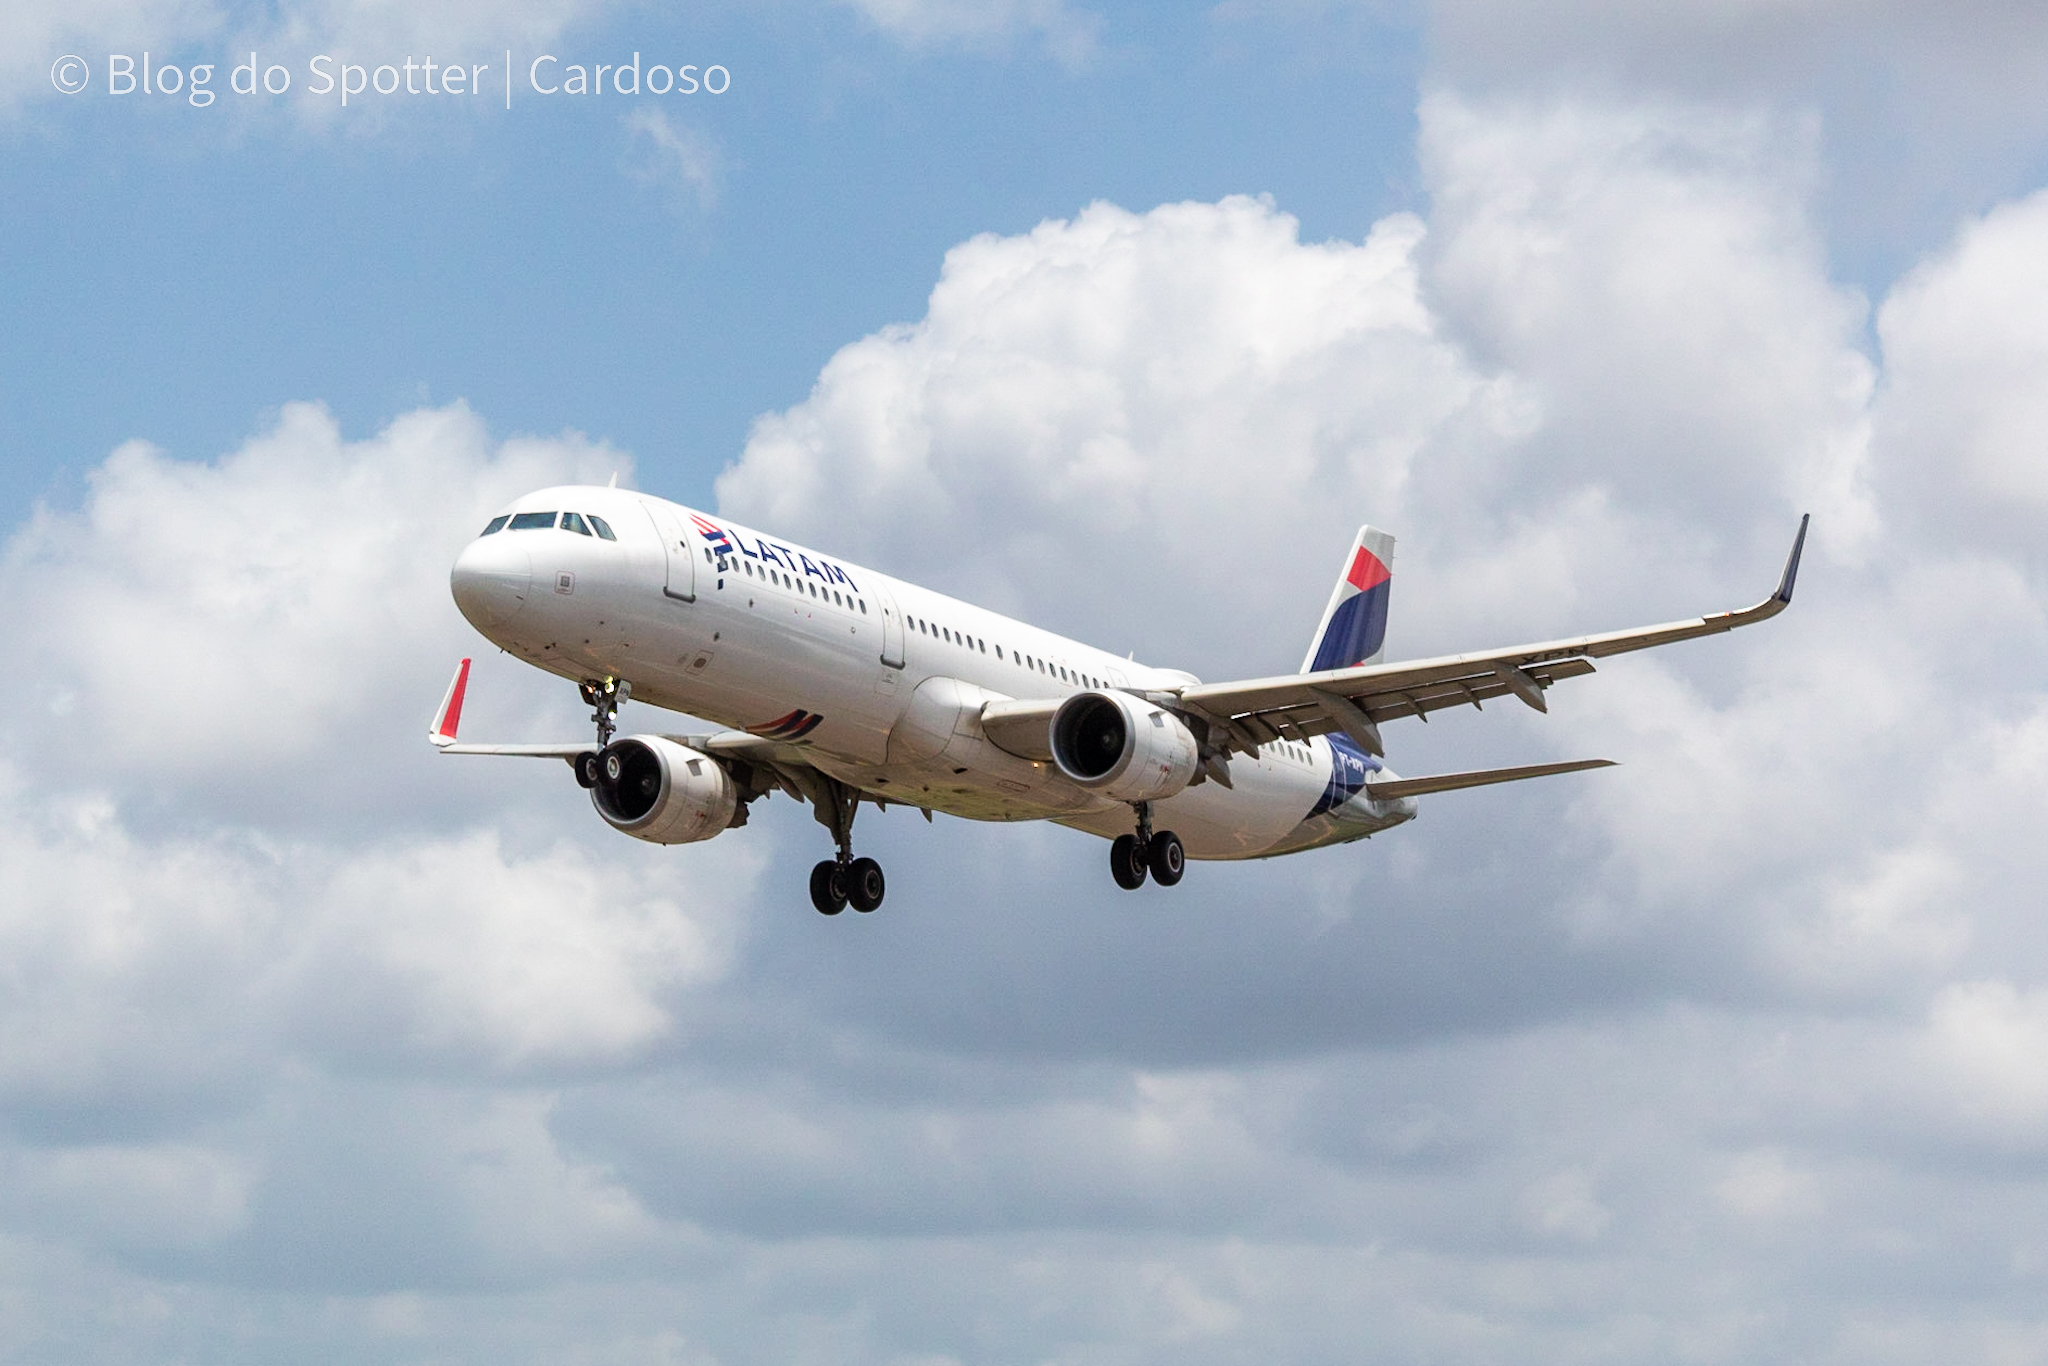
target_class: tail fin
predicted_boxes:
[1301,526,1396,673]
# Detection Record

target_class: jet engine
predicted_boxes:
[1048,690,1199,803]
[589,735,738,844]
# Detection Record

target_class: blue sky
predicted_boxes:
[11,2,2048,1362]
[4,4,1419,519]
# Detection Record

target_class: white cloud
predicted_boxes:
[0,401,616,823]
[1877,188,2048,548]
[623,106,720,212]
[687,93,2048,1357]
[15,58,2048,1363]
[1924,981,2048,1134]
[721,195,1506,674]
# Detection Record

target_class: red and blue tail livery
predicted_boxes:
[1301,526,1396,673]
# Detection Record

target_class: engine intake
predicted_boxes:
[590,735,738,844]
[1048,690,1198,803]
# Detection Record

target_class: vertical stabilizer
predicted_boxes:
[1301,526,1396,673]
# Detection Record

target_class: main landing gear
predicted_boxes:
[804,771,887,916]
[810,855,885,916]
[1110,802,1184,891]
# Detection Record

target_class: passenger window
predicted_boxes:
[482,515,510,536]
[588,515,616,541]
[860,601,867,614]
[562,512,592,536]
[507,511,557,531]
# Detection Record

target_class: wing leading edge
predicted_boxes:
[1177,515,1808,758]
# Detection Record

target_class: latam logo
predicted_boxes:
[688,512,861,592]
[688,513,735,557]
[748,708,825,741]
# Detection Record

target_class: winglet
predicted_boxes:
[430,658,472,747]
[1774,513,1810,606]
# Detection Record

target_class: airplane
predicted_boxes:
[433,486,1807,915]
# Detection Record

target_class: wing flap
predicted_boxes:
[1365,758,1615,800]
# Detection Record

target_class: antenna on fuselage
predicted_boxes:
[608,472,618,488]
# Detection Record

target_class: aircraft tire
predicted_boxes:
[573,751,601,789]
[1111,834,1148,890]
[810,860,848,915]
[848,857,886,912]
[1148,831,1185,887]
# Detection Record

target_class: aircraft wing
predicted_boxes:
[426,657,827,787]
[1176,516,1807,757]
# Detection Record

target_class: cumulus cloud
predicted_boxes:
[1423,0,2048,280]
[0,400,764,1314]
[14,62,2048,1366]
[722,195,1504,673]
[1876,188,2048,549]
[0,400,616,827]
[690,90,2048,1359]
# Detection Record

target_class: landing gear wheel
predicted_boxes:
[573,751,600,789]
[847,857,886,912]
[1111,834,1149,890]
[810,860,848,915]
[1147,830,1185,887]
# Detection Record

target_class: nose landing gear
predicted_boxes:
[1109,802,1185,891]
[573,678,632,787]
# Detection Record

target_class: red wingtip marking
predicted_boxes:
[1344,548,1391,592]
[435,658,472,741]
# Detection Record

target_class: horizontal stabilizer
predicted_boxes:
[1365,758,1615,800]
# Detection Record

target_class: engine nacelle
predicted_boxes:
[589,735,738,845]
[1048,690,1199,803]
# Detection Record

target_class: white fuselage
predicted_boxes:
[450,485,1415,858]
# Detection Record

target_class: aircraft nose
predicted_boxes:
[451,534,532,629]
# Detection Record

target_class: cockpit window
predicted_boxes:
[588,515,616,541]
[507,511,558,531]
[481,515,510,536]
[561,512,593,536]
